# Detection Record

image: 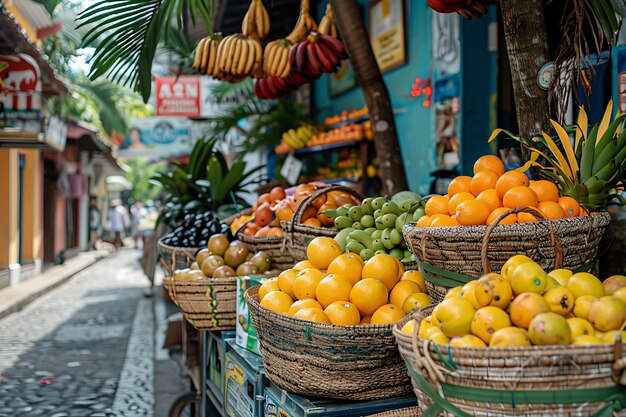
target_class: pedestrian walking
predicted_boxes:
[130,201,148,249]
[88,195,102,249]
[107,199,129,249]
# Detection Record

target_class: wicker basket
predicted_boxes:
[245,285,411,401]
[157,238,201,275]
[283,185,365,261]
[234,219,294,270]
[366,407,421,417]
[164,274,237,331]
[403,207,611,302]
[393,306,626,417]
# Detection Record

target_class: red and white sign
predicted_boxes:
[0,54,42,111]
[155,76,201,117]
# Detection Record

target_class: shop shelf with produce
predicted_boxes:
[275,139,365,156]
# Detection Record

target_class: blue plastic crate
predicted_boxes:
[224,339,266,417]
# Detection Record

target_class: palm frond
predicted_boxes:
[77,0,215,102]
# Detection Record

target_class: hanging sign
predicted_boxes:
[369,0,407,74]
[0,54,42,112]
[280,153,303,185]
[155,76,201,117]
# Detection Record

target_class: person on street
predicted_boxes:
[107,199,129,250]
[88,195,102,250]
[130,201,148,249]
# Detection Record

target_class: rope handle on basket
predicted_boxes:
[411,312,446,388]
[612,319,626,385]
[481,206,564,274]
[290,185,365,231]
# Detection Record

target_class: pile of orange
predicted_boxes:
[257,237,432,326]
[418,155,584,227]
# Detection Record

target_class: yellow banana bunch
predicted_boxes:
[193,35,222,77]
[263,0,315,78]
[216,33,263,80]
[317,4,337,37]
[242,0,270,40]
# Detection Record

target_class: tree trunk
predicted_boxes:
[330,0,408,195]
[499,0,551,140]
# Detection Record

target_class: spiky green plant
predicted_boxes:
[489,101,626,210]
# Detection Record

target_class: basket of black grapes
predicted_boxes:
[158,212,231,273]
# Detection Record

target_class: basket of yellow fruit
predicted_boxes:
[403,154,611,302]
[165,234,274,331]
[245,237,433,400]
[393,254,626,416]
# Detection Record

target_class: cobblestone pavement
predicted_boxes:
[0,250,153,417]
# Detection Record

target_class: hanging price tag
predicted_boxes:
[281,152,302,185]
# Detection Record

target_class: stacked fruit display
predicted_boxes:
[240,183,360,237]
[256,237,432,325]
[418,155,586,228]
[275,125,318,153]
[160,212,230,248]
[175,234,274,280]
[323,106,369,127]
[331,192,423,262]
[402,254,626,347]
[307,123,367,146]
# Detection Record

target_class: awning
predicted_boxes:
[105,175,133,192]
[0,4,67,95]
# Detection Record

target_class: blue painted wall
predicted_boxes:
[313,0,435,195]
[313,1,498,193]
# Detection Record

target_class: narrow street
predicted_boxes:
[0,250,154,417]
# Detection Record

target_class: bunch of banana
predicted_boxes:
[282,125,317,149]
[242,0,270,40]
[317,4,338,38]
[215,33,262,80]
[489,101,626,210]
[289,32,346,77]
[263,0,316,78]
[456,0,490,19]
[192,35,222,77]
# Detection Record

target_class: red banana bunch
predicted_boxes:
[289,31,347,77]
[427,0,492,18]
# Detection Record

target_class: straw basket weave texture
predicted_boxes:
[393,306,626,417]
[366,407,421,417]
[157,238,200,275]
[403,207,611,302]
[245,285,411,401]
[235,219,294,270]
[283,185,364,261]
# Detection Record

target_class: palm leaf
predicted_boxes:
[597,99,614,143]
[574,106,588,155]
[550,119,579,177]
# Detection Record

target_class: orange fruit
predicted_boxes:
[529,180,559,203]
[287,299,323,316]
[430,215,460,227]
[425,195,450,216]
[293,308,332,324]
[258,278,280,301]
[277,269,299,299]
[401,271,427,293]
[448,192,475,214]
[360,316,371,324]
[474,155,505,176]
[476,189,502,213]
[327,253,363,285]
[415,215,432,227]
[361,254,400,291]
[306,237,343,269]
[389,280,422,308]
[293,260,316,271]
[517,211,538,223]
[260,290,293,314]
[538,201,566,220]
[455,199,490,226]
[495,171,530,199]
[502,186,539,208]
[324,301,361,325]
[487,207,517,225]
[394,258,405,281]
[447,176,472,197]
[303,218,322,227]
[371,304,406,325]
[293,268,325,300]
[470,170,500,197]
[350,278,389,316]
[315,274,353,308]
[402,292,432,314]
[558,196,581,218]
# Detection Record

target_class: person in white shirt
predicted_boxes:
[107,199,129,249]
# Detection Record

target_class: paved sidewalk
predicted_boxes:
[0,251,109,320]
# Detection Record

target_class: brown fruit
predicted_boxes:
[224,244,249,268]
[603,276,626,296]
[269,187,286,202]
[257,193,272,206]
[190,262,200,270]
[196,248,210,265]
[311,193,327,209]
[250,251,272,273]
[213,265,236,278]
[255,202,272,227]
[208,234,229,256]
[317,202,337,227]
[236,262,260,276]
[201,255,225,277]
